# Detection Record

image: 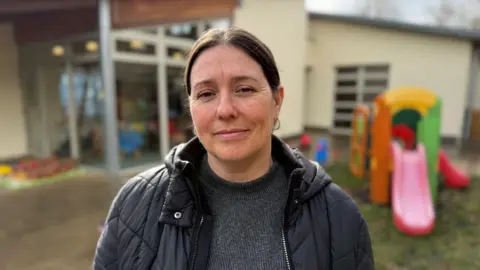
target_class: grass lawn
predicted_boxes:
[325,163,480,270]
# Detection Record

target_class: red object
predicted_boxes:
[391,142,435,236]
[17,160,37,170]
[169,119,177,136]
[438,149,470,188]
[392,124,415,149]
[300,133,311,148]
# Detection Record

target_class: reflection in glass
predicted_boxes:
[167,47,188,61]
[167,66,194,147]
[165,23,197,40]
[115,62,162,168]
[57,65,105,168]
[205,19,231,31]
[116,40,156,55]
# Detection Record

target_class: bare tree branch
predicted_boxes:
[429,0,456,26]
[429,0,480,29]
[355,0,400,20]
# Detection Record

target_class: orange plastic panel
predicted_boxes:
[370,96,392,205]
[350,105,370,178]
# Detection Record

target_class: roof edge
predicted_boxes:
[308,12,480,42]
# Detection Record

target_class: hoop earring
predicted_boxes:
[273,119,281,130]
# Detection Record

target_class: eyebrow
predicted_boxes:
[231,75,259,83]
[192,75,259,90]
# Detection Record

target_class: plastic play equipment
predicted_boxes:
[391,141,435,235]
[300,133,312,149]
[350,86,471,236]
[438,149,471,188]
[315,138,329,165]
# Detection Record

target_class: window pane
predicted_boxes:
[334,120,352,128]
[116,40,156,56]
[335,107,354,114]
[167,47,189,61]
[165,23,198,40]
[335,93,357,102]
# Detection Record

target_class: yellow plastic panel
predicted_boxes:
[383,87,437,115]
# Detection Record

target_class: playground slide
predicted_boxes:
[438,149,470,188]
[391,142,435,236]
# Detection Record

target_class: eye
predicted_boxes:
[197,91,214,99]
[237,87,255,93]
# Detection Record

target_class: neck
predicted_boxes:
[207,145,272,183]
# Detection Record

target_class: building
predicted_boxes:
[0,0,478,177]
[305,13,480,144]
[0,0,306,176]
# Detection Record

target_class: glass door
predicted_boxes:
[115,61,162,168]
[76,64,105,167]
[56,62,105,168]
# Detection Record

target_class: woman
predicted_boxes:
[94,27,374,270]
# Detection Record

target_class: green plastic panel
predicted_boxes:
[392,109,422,132]
[416,99,442,202]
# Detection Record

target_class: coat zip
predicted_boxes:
[189,215,204,270]
[281,216,292,270]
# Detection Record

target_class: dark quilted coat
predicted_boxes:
[93,136,374,270]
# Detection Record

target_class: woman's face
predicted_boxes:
[189,45,284,162]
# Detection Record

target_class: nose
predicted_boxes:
[216,92,238,120]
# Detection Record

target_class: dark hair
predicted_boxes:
[184,27,280,95]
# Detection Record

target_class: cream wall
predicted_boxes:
[0,24,28,159]
[18,42,66,158]
[474,54,480,109]
[234,0,307,138]
[306,19,473,138]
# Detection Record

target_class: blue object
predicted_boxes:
[119,130,144,154]
[315,138,329,165]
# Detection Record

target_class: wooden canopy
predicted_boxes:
[0,0,237,45]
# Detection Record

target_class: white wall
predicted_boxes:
[306,19,473,138]
[234,0,307,138]
[0,24,28,158]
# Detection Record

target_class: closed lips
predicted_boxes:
[215,129,248,135]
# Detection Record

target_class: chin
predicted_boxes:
[211,144,252,162]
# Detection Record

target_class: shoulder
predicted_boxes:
[323,183,365,230]
[321,183,370,255]
[109,165,171,222]
[323,184,374,267]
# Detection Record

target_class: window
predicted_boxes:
[165,23,198,40]
[205,19,231,31]
[59,71,102,118]
[116,40,156,56]
[332,64,389,134]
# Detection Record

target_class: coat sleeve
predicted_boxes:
[92,179,137,270]
[355,218,374,269]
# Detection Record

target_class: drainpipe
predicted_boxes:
[461,47,479,149]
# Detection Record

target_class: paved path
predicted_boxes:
[0,176,116,270]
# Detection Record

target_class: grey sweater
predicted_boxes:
[198,155,289,270]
